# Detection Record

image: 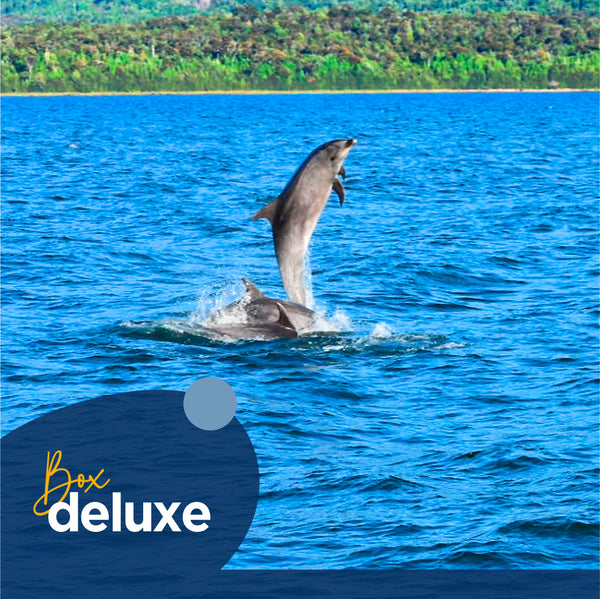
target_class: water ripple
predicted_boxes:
[2,92,599,569]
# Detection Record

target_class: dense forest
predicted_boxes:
[2,0,598,24]
[2,5,598,92]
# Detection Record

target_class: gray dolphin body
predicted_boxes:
[203,279,315,340]
[252,139,356,306]
[204,310,297,341]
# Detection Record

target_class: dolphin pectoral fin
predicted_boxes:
[339,165,346,179]
[333,177,345,206]
[242,278,265,299]
[275,302,298,335]
[251,198,278,223]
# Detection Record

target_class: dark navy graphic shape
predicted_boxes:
[1,390,259,598]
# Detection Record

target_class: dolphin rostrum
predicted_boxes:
[252,139,356,306]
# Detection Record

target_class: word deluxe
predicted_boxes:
[33,451,211,533]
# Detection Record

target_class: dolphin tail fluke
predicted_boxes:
[251,199,279,223]
[242,278,264,299]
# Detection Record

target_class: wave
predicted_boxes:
[498,518,599,538]
[121,313,461,358]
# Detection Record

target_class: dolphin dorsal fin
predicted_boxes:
[275,302,296,331]
[333,177,345,206]
[251,198,279,223]
[242,278,264,299]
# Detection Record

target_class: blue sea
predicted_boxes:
[2,92,598,569]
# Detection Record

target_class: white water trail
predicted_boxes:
[303,250,315,310]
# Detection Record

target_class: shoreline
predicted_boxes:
[2,88,598,98]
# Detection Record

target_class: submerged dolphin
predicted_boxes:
[204,279,315,340]
[204,301,297,340]
[252,139,356,306]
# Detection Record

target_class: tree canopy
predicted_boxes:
[2,5,598,92]
[2,0,597,25]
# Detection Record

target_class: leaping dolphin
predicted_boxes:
[252,139,356,306]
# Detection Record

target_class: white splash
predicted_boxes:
[353,322,393,347]
[370,322,393,339]
[327,308,353,332]
[436,341,467,350]
[303,250,315,310]
[189,280,245,326]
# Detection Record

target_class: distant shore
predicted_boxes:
[2,88,598,97]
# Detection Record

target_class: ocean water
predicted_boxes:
[1,92,598,569]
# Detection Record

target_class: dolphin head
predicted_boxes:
[318,138,356,178]
[311,138,356,207]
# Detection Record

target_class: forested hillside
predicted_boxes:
[2,0,597,25]
[2,5,598,92]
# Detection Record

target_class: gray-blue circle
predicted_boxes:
[184,377,237,431]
